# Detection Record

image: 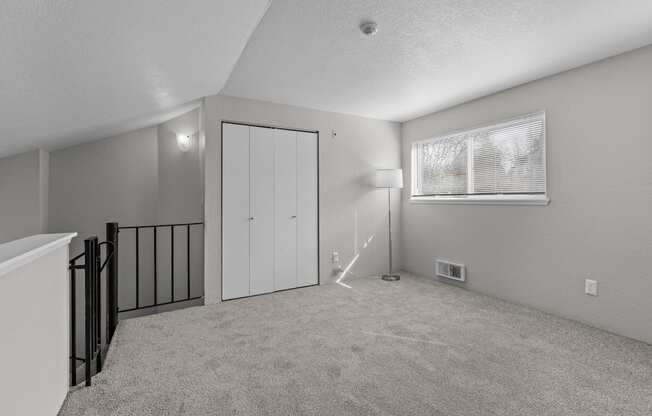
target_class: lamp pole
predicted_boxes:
[376,168,402,281]
[382,187,400,281]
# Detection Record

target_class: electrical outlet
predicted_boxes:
[585,279,598,296]
[331,251,340,264]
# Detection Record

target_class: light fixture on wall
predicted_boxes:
[375,169,403,281]
[177,134,192,152]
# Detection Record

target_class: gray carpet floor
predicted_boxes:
[59,274,652,416]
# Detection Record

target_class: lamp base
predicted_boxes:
[381,274,400,281]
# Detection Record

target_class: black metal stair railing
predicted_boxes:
[68,221,202,387]
[68,223,119,387]
[117,222,204,313]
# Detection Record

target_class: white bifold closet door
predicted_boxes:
[250,127,276,295]
[274,129,298,291]
[222,123,251,300]
[296,132,319,287]
[222,123,318,300]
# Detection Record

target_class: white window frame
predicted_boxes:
[410,111,549,206]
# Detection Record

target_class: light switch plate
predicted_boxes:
[585,279,598,296]
[331,251,339,264]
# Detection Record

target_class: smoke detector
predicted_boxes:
[359,21,378,36]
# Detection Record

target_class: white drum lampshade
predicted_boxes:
[375,169,403,189]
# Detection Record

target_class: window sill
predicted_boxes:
[409,195,550,206]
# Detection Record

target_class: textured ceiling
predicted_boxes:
[222,0,652,122]
[3,1,652,158]
[0,0,271,158]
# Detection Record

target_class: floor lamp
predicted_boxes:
[376,169,403,281]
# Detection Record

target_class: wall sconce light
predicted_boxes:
[177,134,192,152]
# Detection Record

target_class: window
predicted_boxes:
[411,112,547,204]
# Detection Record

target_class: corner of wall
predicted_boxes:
[38,149,49,233]
[199,98,207,214]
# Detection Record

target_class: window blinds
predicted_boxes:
[412,112,546,197]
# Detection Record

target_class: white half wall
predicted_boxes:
[401,45,652,344]
[203,95,402,303]
[0,233,75,416]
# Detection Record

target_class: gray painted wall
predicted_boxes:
[38,149,49,234]
[158,109,203,224]
[49,109,203,311]
[0,149,49,243]
[156,109,204,304]
[49,126,159,253]
[203,95,402,303]
[49,126,159,313]
[401,45,652,344]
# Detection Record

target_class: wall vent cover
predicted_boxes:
[436,259,466,282]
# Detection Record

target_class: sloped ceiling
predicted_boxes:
[222,0,652,122]
[3,1,652,159]
[0,0,271,158]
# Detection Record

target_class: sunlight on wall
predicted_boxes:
[335,234,375,288]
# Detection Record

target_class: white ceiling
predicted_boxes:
[0,0,271,158]
[3,1,652,158]
[222,0,652,122]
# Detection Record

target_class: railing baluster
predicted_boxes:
[106,223,118,342]
[95,240,101,345]
[90,239,95,375]
[70,264,77,386]
[95,238,102,373]
[187,224,191,300]
[154,227,157,306]
[93,239,97,354]
[135,228,139,309]
[171,226,175,303]
[84,239,93,386]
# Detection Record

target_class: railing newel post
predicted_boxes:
[94,238,102,372]
[106,222,119,341]
[83,238,93,386]
[70,263,77,386]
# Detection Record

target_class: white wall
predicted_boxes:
[203,95,402,303]
[401,45,652,344]
[39,149,49,233]
[49,108,204,311]
[49,126,159,254]
[157,109,203,224]
[156,109,204,302]
[0,240,71,416]
[0,149,49,243]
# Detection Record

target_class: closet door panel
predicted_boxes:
[250,127,276,295]
[222,123,251,300]
[297,132,319,286]
[274,129,298,291]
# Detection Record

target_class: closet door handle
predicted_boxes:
[248,217,254,221]
[290,215,297,219]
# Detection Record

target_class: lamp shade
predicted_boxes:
[375,169,403,188]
